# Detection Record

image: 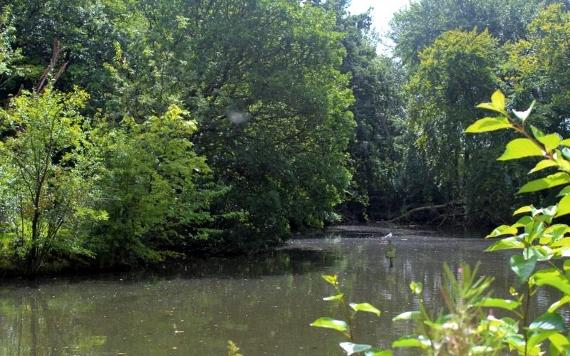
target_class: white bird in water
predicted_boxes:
[377,232,392,243]
[382,232,393,240]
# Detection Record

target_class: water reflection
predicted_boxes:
[0,232,563,355]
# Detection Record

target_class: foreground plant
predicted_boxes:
[392,263,520,355]
[310,274,391,355]
[465,90,570,354]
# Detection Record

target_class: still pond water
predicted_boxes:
[0,227,561,355]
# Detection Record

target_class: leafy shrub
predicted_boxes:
[0,89,105,273]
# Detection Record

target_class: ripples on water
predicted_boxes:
[0,228,565,355]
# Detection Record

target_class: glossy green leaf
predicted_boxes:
[562,147,570,160]
[350,303,381,317]
[552,238,570,250]
[519,173,570,193]
[529,160,557,174]
[392,336,430,349]
[548,333,570,353]
[560,138,570,147]
[339,342,371,355]
[558,186,570,197]
[485,236,524,251]
[465,117,512,133]
[556,195,570,218]
[491,90,506,112]
[532,269,570,295]
[548,296,570,313]
[510,255,537,284]
[513,205,533,215]
[531,125,545,139]
[527,330,557,351]
[524,245,553,261]
[513,215,533,227]
[321,275,338,286]
[498,138,543,161]
[310,317,348,332]
[529,312,566,332]
[545,225,569,243]
[364,349,393,356]
[486,225,518,238]
[476,90,507,114]
[477,297,521,311]
[538,133,562,152]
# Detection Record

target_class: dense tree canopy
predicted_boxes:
[3,0,570,274]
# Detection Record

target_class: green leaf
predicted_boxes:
[529,160,557,174]
[563,148,570,160]
[321,275,338,286]
[532,269,570,295]
[548,296,570,313]
[477,297,521,311]
[519,173,570,193]
[339,342,371,355]
[486,225,518,238]
[527,330,557,351]
[476,90,506,114]
[513,205,533,216]
[510,255,537,284]
[349,303,381,317]
[498,138,544,161]
[513,101,535,121]
[560,138,570,147]
[529,312,566,332]
[392,336,430,349]
[310,317,348,332]
[392,311,420,321]
[485,236,524,251]
[465,117,513,133]
[531,125,545,139]
[544,225,569,243]
[538,133,562,152]
[556,195,570,218]
[323,293,344,301]
[409,281,423,295]
[492,90,506,112]
[513,215,533,227]
[548,333,570,353]
[364,349,392,356]
[558,186,570,197]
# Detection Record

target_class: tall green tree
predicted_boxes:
[87,106,218,266]
[404,30,518,224]
[2,0,122,106]
[506,4,570,136]
[104,0,356,243]
[0,89,104,273]
[390,0,566,66]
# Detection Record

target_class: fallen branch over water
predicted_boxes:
[388,201,462,223]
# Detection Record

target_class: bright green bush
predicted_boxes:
[0,89,105,273]
[86,106,219,266]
